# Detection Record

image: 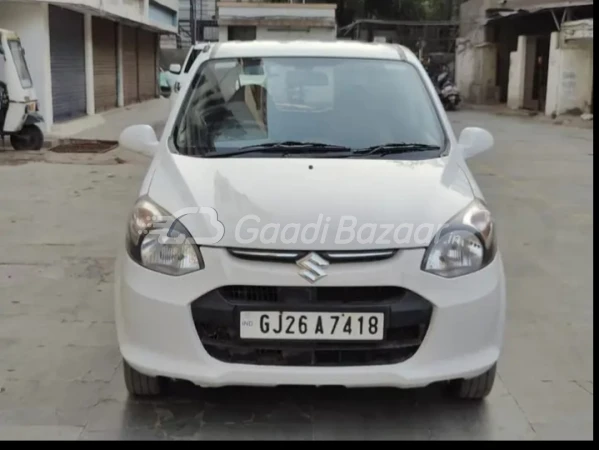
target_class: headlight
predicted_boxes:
[125,196,204,276]
[421,199,496,278]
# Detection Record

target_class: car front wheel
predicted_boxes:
[123,359,165,397]
[446,363,497,400]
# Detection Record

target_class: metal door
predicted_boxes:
[137,29,157,101]
[49,5,86,122]
[122,25,139,105]
[92,17,118,112]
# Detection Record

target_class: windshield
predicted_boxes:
[8,39,33,89]
[172,57,446,158]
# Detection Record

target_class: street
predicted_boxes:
[0,110,593,440]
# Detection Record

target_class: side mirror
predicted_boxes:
[458,127,494,159]
[169,63,181,75]
[119,125,159,157]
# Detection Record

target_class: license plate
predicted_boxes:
[239,311,385,341]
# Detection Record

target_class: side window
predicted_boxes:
[183,49,201,74]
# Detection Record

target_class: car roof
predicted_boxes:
[208,40,413,62]
[190,42,210,50]
[0,28,19,39]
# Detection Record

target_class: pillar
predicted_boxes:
[40,2,54,130]
[84,14,95,115]
[507,35,527,109]
[545,31,561,116]
[117,24,124,107]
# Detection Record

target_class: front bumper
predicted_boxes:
[115,247,506,388]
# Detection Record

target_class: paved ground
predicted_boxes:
[47,97,170,142]
[0,111,593,440]
[1,98,168,153]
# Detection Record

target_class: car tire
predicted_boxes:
[123,359,164,397]
[447,363,497,400]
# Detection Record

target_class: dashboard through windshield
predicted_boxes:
[171,56,446,158]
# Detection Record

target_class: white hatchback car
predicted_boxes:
[116,41,506,400]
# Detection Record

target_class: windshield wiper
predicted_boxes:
[203,141,353,158]
[352,143,442,157]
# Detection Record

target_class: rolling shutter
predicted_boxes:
[92,17,118,112]
[49,5,86,122]
[137,29,157,101]
[122,25,139,105]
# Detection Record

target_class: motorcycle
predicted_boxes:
[436,70,461,111]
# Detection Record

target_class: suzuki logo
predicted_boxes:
[296,252,329,283]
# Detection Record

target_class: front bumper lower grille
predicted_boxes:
[191,286,433,367]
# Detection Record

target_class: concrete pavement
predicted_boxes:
[0,111,593,440]
[47,97,170,142]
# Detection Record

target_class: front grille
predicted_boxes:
[197,322,427,366]
[220,286,405,304]
[191,287,433,367]
[227,248,398,264]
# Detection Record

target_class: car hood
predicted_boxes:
[146,153,475,250]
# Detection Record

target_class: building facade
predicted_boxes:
[162,1,336,52]
[217,1,337,42]
[160,0,217,49]
[0,0,178,131]
[456,0,593,116]
[182,0,218,44]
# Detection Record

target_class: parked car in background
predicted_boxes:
[168,42,210,109]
